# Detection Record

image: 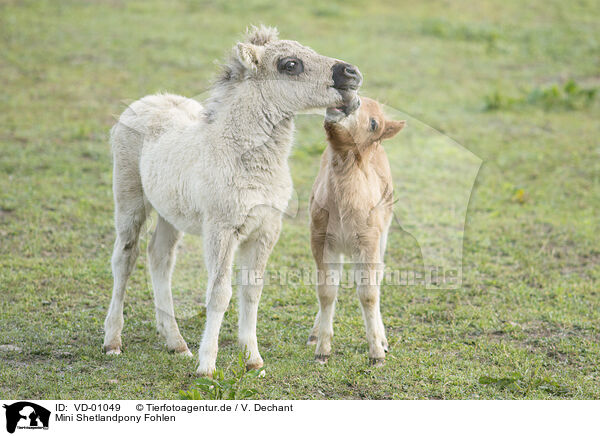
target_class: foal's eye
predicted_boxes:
[277,57,304,75]
[370,118,378,131]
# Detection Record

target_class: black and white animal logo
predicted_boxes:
[2,402,50,433]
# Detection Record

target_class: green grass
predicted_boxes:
[484,79,598,111]
[1,0,599,399]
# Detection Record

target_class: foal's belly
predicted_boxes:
[140,145,205,234]
[160,209,204,235]
[143,182,205,235]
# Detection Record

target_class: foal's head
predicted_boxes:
[216,25,362,114]
[324,96,406,155]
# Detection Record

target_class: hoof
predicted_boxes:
[175,348,193,357]
[307,335,318,346]
[196,367,215,378]
[369,357,385,367]
[169,345,193,357]
[103,345,121,355]
[246,361,264,371]
[315,354,329,365]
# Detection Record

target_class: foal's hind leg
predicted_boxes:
[148,215,191,356]
[307,311,320,345]
[103,201,147,354]
[378,223,390,353]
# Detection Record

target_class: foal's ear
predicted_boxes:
[380,120,406,140]
[236,42,265,71]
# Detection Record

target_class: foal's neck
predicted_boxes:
[327,142,377,177]
[209,81,295,157]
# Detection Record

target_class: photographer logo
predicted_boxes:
[2,402,50,433]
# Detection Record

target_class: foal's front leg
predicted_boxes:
[355,245,388,366]
[236,217,281,370]
[313,250,342,363]
[197,225,239,377]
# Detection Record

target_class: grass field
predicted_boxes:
[1,0,599,399]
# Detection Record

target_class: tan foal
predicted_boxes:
[308,97,405,366]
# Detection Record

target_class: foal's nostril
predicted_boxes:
[332,62,363,90]
[344,65,359,78]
